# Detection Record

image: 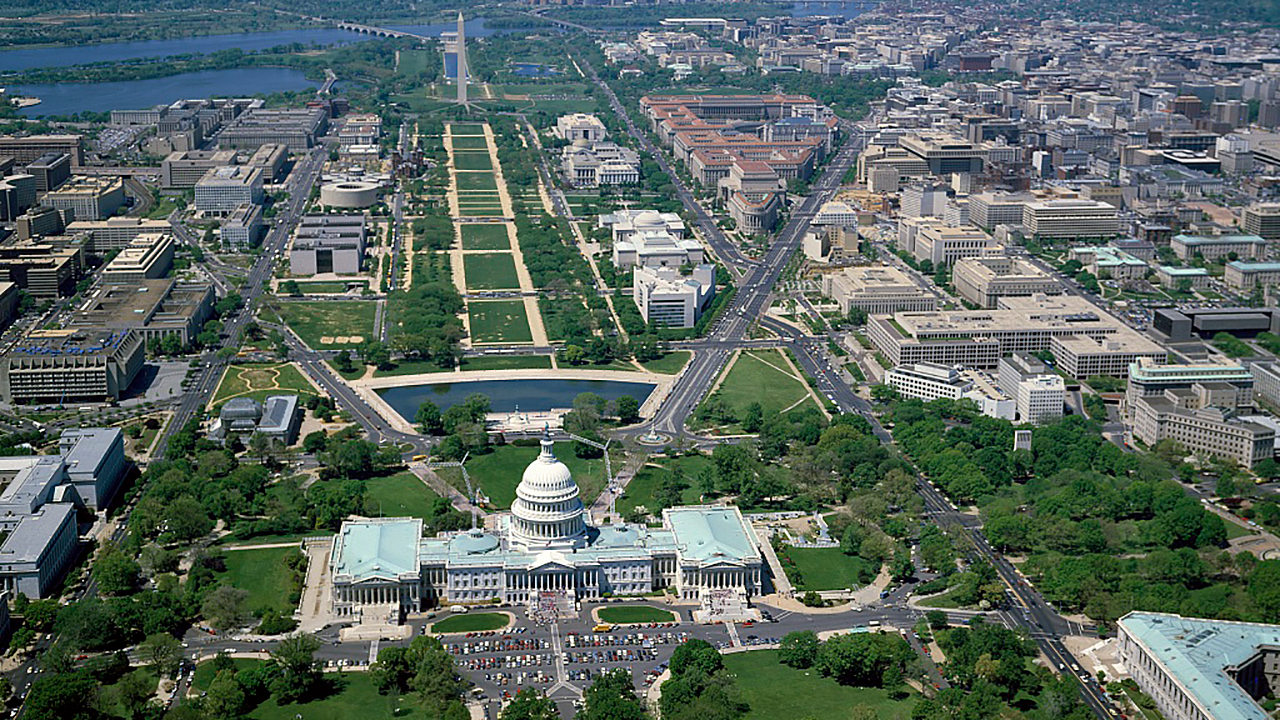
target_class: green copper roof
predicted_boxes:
[334,519,421,581]
[665,506,759,563]
[1120,612,1280,720]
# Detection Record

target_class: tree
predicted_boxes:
[24,671,101,720]
[303,430,328,454]
[95,548,141,596]
[271,633,323,704]
[334,348,356,373]
[202,585,249,631]
[741,402,764,433]
[779,630,819,669]
[205,670,246,720]
[500,688,560,720]
[114,669,156,720]
[616,395,641,424]
[416,401,444,435]
[139,633,183,676]
[926,610,949,630]
[581,668,647,720]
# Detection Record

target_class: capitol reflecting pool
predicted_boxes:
[376,378,657,421]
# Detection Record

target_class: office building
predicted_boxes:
[727,189,784,235]
[64,217,171,253]
[1171,234,1266,262]
[0,504,78,599]
[953,256,1062,308]
[1242,203,1280,241]
[868,295,1166,374]
[101,234,174,283]
[913,222,999,267]
[633,264,715,328]
[45,177,126,221]
[221,204,264,249]
[194,165,264,215]
[612,229,703,269]
[884,362,1014,420]
[1126,357,1254,419]
[1119,612,1280,720]
[969,191,1035,230]
[57,427,127,510]
[24,153,70,193]
[245,144,287,182]
[1014,375,1065,425]
[0,243,82,297]
[561,143,641,188]
[1133,387,1274,467]
[0,174,37,221]
[554,114,608,143]
[900,184,949,219]
[217,107,328,151]
[1252,361,1280,407]
[15,207,70,241]
[0,327,144,404]
[0,135,83,166]
[1225,261,1280,291]
[70,279,215,348]
[820,265,937,314]
[1155,265,1211,289]
[812,201,860,227]
[1021,199,1120,239]
[289,214,366,276]
[897,132,986,175]
[161,149,238,189]
[329,436,762,618]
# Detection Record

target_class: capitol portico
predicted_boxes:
[329,435,765,620]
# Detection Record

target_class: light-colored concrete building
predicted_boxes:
[194,165,264,215]
[1133,387,1274,467]
[221,203,264,249]
[0,327,144,404]
[1225,261,1280,290]
[101,233,174,283]
[1242,203,1280,240]
[913,222,999,267]
[633,264,715,328]
[812,200,860,226]
[45,177,126,221]
[1118,612,1280,720]
[1015,375,1065,426]
[821,265,937,315]
[65,217,172,252]
[599,210,685,243]
[612,230,703,269]
[553,114,608,143]
[1155,265,1211,289]
[1171,233,1266,261]
[289,215,366,276]
[1127,357,1254,420]
[953,256,1062,308]
[161,149,238,189]
[1021,199,1119,239]
[884,362,1014,420]
[1069,246,1149,280]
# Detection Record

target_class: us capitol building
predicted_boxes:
[329,436,765,620]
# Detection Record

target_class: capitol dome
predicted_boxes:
[509,434,587,550]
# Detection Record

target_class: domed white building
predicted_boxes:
[329,434,764,619]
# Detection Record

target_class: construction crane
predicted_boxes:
[425,452,484,529]
[563,432,620,517]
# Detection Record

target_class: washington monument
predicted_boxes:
[456,11,468,105]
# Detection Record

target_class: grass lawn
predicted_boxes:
[615,457,708,518]
[641,351,690,375]
[468,300,533,344]
[597,605,675,624]
[782,547,875,592]
[723,650,916,720]
[294,280,368,294]
[326,358,367,380]
[212,363,317,405]
[437,443,618,508]
[215,546,302,614]
[450,123,487,136]
[460,206,507,217]
[460,354,553,371]
[193,658,261,691]
[917,588,966,609]
[463,253,521,290]
[455,172,499,191]
[460,223,512,250]
[453,151,493,171]
[451,135,490,150]
[254,671,423,719]
[365,471,440,522]
[374,359,456,377]
[1224,519,1257,540]
[698,349,819,430]
[276,300,377,349]
[432,612,510,633]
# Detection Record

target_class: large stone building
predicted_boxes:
[45,177,126,221]
[330,436,763,619]
[0,328,144,404]
[820,265,937,315]
[634,264,715,328]
[953,256,1062,308]
[1133,387,1274,467]
[1118,612,1280,720]
[289,215,366,276]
